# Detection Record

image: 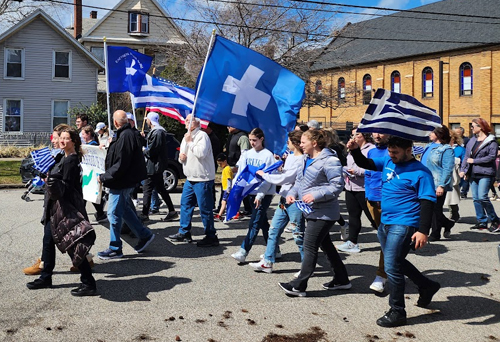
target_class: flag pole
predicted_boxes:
[188,29,216,129]
[130,93,138,127]
[103,37,112,135]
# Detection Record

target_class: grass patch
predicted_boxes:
[0,160,23,184]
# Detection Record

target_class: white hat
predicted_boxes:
[96,122,106,131]
[147,112,160,127]
[307,120,320,129]
[126,112,134,121]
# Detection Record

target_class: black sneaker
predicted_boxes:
[94,212,107,223]
[168,232,193,243]
[322,280,352,290]
[376,309,407,327]
[70,283,97,297]
[162,211,179,222]
[470,223,488,230]
[278,282,306,297]
[26,278,52,290]
[489,221,500,233]
[149,209,160,215]
[134,234,155,253]
[196,235,220,247]
[138,213,150,222]
[417,281,441,308]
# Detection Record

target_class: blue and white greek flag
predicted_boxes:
[295,200,313,215]
[30,147,55,174]
[357,89,441,142]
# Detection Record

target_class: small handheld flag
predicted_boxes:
[30,147,55,175]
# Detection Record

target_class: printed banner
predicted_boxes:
[81,145,106,204]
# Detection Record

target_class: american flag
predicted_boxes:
[30,147,55,175]
[132,74,208,128]
[357,89,441,142]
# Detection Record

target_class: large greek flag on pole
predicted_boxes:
[132,75,208,128]
[195,35,305,156]
[357,89,441,142]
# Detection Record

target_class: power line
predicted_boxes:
[42,0,500,45]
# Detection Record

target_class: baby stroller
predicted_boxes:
[21,176,45,201]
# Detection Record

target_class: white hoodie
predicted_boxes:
[179,127,215,182]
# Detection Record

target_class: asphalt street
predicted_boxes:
[1,188,499,342]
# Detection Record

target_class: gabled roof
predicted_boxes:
[311,0,500,72]
[82,0,187,45]
[0,9,104,69]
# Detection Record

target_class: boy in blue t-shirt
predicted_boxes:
[348,136,440,329]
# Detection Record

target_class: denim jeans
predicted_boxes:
[470,177,499,224]
[151,190,160,211]
[263,199,305,263]
[241,195,273,253]
[378,224,434,314]
[107,187,152,250]
[179,180,216,238]
[290,219,349,292]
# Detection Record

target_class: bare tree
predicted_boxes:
[0,0,65,30]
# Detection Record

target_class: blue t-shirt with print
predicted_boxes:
[372,156,436,227]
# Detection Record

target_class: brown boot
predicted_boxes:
[24,258,43,275]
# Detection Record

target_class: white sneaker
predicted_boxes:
[336,240,360,253]
[370,276,387,293]
[340,221,349,241]
[249,259,273,273]
[260,251,282,260]
[231,249,247,263]
[284,225,294,233]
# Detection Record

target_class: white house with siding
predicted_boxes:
[0,9,104,146]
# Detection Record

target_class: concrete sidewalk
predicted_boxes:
[0,188,499,342]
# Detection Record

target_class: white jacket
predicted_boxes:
[179,128,215,182]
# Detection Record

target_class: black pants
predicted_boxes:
[430,192,449,238]
[345,190,377,244]
[142,173,175,215]
[290,219,349,291]
[40,221,95,287]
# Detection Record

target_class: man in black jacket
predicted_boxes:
[97,110,155,259]
[140,112,177,222]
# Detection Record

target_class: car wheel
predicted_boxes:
[163,168,178,192]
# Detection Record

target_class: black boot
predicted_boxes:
[376,309,407,327]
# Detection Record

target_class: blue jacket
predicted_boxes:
[460,134,498,178]
[288,148,344,221]
[425,143,455,191]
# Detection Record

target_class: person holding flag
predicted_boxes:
[230,128,277,263]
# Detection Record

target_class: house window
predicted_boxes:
[53,51,71,79]
[315,80,322,94]
[338,77,346,102]
[52,100,69,129]
[363,74,372,104]
[460,62,473,96]
[391,71,401,93]
[4,48,24,78]
[4,99,22,132]
[129,12,149,34]
[494,124,500,138]
[90,47,104,62]
[422,67,433,98]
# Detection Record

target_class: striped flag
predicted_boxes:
[30,147,55,175]
[357,89,441,142]
[295,200,313,215]
[132,75,208,128]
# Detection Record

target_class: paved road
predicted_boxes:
[1,188,499,342]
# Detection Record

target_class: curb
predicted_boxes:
[0,184,25,189]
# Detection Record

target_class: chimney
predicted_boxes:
[90,11,97,19]
[74,0,82,39]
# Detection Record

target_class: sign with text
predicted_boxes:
[81,145,106,204]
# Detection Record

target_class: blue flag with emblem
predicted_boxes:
[195,35,305,156]
[106,46,153,93]
[357,89,441,142]
[225,160,283,221]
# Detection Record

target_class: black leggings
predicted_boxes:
[345,190,377,244]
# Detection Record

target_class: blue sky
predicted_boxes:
[53,0,442,28]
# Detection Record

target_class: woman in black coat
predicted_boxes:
[27,127,97,296]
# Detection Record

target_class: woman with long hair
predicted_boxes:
[337,127,377,253]
[231,128,277,263]
[425,126,455,241]
[460,118,500,232]
[249,130,305,273]
[26,127,97,296]
[279,130,351,296]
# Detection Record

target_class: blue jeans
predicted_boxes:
[107,187,152,250]
[151,189,160,211]
[179,180,216,238]
[264,199,304,263]
[241,195,273,253]
[378,224,434,314]
[470,177,499,224]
